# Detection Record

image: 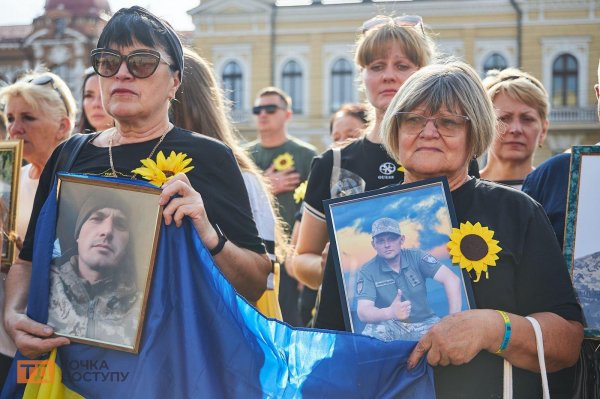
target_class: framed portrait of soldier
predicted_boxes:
[50,174,163,352]
[0,140,23,268]
[324,177,473,342]
[564,145,600,338]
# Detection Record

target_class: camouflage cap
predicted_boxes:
[371,217,401,238]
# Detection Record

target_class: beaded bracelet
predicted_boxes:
[495,310,512,353]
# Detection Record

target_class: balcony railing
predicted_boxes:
[549,107,598,124]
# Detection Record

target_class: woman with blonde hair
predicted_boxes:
[1,71,76,240]
[171,47,285,319]
[294,15,437,330]
[0,70,76,384]
[480,68,549,188]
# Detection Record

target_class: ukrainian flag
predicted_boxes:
[1,176,433,398]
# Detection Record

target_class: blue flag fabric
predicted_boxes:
[2,177,434,398]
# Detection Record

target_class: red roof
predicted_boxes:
[45,0,111,17]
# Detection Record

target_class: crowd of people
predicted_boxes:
[0,5,596,398]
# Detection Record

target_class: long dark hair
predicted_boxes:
[75,67,96,133]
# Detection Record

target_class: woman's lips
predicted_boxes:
[111,88,136,95]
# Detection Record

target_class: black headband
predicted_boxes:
[108,6,184,81]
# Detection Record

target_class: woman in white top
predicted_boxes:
[171,48,285,319]
[1,72,76,241]
[0,71,75,384]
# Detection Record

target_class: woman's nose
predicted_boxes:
[8,120,24,137]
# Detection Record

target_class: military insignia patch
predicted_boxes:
[422,254,438,264]
[356,279,364,294]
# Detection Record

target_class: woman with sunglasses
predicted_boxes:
[293,15,437,330]
[0,70,76,384]
[3,6,270,360]
[75,67,114,133]
[381,61,582,398]
[480,68,549,189]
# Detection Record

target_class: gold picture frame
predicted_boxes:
[0,140,23,268]
[50,174,163,353]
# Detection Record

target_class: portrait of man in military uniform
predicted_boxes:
[48,193,141,349]
[355,217,462,342]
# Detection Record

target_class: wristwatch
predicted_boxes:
[209,224,228,256]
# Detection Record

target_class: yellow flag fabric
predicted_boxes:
[23,349,84,399]
[255,262,283,320]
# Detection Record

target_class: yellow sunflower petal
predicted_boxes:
[446,221,502,283]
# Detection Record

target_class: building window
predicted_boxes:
[483,53,508,74]
[552,54,578,107]
[222,61,243,110]
[330,58,354,113]
[281,60,303,114]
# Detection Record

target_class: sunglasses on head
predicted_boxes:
[361,15,425,35]
[28,75,70,117]
[252,104,283,115]
[90,48,174,79]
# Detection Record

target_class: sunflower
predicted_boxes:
[397,163,406,173]
[273,152,294,171]
[447,221,502,282]
[294,181,308,204]
[132,150,194,187]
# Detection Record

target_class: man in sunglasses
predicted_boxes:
[246,87,317,326]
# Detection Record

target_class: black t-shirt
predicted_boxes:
[315,178,582,398]
[304,137,404,220]
[21,127,265,261]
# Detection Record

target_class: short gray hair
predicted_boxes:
[381,61,496,163]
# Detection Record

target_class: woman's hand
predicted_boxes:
[5,312,70,359]
[159,173,218,248]
[407,310,493,369]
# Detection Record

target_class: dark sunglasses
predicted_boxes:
[252,105,283,115]
[27,75,70,117]
[90,48,174,79]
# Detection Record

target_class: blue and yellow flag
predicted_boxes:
[1,177,434,398]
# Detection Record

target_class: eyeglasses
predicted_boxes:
[252,105,283,115]
[27,75,70,117]
[90,48,173,79]
[361,15,425,35]
[395,112,470,137]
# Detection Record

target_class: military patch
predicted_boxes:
[422,254,438,264]
[356,279,364,294]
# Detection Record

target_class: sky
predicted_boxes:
[0,0,199,31]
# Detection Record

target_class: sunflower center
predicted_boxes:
[459,234,489,261]
[164,171,174,177]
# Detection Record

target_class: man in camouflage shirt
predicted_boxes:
[47,195,140,348]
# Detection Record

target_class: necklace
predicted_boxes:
[108,124,171,178]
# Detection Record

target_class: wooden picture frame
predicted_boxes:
[324,177,473,341]
[49,174,163,352]
[0,140,23,268]
[564,145,600,338]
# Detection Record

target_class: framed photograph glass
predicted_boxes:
[564,145,600,338]
[0,140,23,267]
[50,174,163,352]
[324,177,473,341]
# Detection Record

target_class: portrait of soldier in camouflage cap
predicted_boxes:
[47,193,141,348]
[355,217,462,342]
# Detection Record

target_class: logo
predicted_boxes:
[379,162,396,175]
[17,360,55,384]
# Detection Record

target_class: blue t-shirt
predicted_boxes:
[522,153,571,249]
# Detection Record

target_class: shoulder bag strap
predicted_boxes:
[52,132,99,176]
[503,317,550,399]
[330,147,341,192]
